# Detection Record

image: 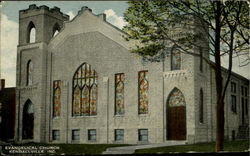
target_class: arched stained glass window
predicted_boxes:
[168,88,185,107]
[53,80,61,117]
[72,63,97,116]
[171,48,181,70]
[199,88,204,123]
[73,87,81,115]
[27,60,33,86]
[115,73,125,115]
[138,71,148,114]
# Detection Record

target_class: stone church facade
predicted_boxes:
[15,5,249,144]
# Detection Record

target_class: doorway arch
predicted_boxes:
[167,88,186,140]
[22,99,34,139]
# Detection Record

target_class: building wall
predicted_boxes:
[15,5,249,144]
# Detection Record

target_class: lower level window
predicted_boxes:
[72,129,80,141]
[88,129,96,141]
[52,130,60,141]
[115,129,124,141]
[138,129,148,141]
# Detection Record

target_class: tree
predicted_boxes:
[123,0,249,152]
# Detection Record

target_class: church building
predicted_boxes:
[15,5,249,144]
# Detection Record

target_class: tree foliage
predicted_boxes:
[123,0,249,152]
[124,0,249,64]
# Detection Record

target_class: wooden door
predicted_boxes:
[167,106,186,140]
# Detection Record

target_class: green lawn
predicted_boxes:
[56,144,129,155]
[135,140,249,154]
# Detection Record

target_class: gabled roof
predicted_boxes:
[49,6,135,51]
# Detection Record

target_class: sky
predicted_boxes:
[0,1,249,87]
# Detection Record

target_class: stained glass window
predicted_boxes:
[27,60,33,86]
[72,63,97,116]
[171,49,181,70]
[168,88,185,107]
[115,73,125,115]
[53,80,61,117]
[138,71,148,114]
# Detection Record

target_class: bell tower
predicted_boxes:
[19,4,69,45]
[15,4,69,143]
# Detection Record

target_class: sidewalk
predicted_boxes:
[102,141,186,154]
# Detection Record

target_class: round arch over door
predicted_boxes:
[22,100,34,139]
[167,88,186,140]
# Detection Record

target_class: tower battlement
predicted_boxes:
[19,4,69,21]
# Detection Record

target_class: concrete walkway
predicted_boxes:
[102,141,187,155]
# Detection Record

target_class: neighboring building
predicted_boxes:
[0,79,16,141]
[15,5,249,144]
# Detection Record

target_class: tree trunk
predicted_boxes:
[214,1,224,152]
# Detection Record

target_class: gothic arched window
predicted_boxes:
[27,60,33,86]
[52,23,60,37]
[53,80,61,117]
[138,71,148,114]
[115,73,125,115]
[27,22,36,43]
[168,88,185,107]
[72,63,97,116]
[171,48,181,70]
[199,88,204,123]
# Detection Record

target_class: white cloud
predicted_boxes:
[0,1,5,8]
[67,11,76,20]
[0,14,18,87]
[104,9,127,29]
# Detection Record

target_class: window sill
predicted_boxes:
[114,115,125,117]
[231,112,237,115]
[88,140,96,142]
[113,140,124,144]
[71,115,97,119]
[138,114,148,117]
[199,122,205,125]
[71,140,80,144]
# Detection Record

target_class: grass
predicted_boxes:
[55,144,129,155]
[135,140,249,154]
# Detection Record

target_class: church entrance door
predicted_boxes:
[167,88,186,140]
[22,100,34,139]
